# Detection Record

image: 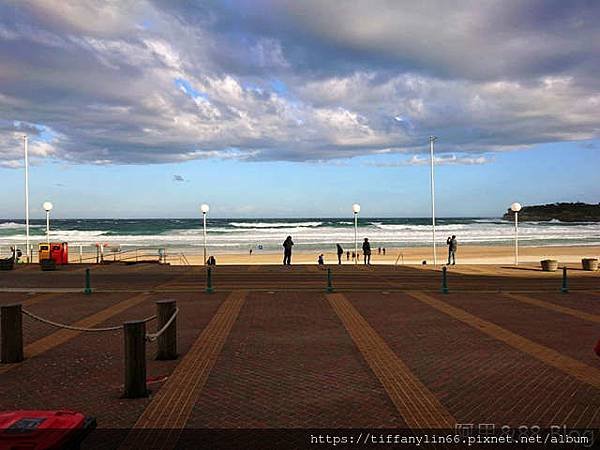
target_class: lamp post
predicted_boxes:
[429,136,438,265]
[352,203,360,265]
[200,203,209,265]
[23,135,30,262]
[43,202,53,244]
[510,202,522,265]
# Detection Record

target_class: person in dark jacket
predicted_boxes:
[362,238,371,265]
[318,254,324,265]
[447,235,457,265]
[283,236,294,265]
[336,244,344,264]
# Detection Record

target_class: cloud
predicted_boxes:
[370,154,493,167]
[0,1,598,167]
[172,174,185,182]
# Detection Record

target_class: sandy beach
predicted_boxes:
[169,244,600,266]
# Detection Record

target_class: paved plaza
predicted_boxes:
[0,263,598,448]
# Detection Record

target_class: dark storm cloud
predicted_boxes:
[0,0,598,167]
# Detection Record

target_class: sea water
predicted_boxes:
[1,218,599,255]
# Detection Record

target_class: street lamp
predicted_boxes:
[352,203,360,265]
[43,201,53,244]
[201,203,209,265]
[23,135,30,262]
[510,202,522,265]
[429,136,438,265]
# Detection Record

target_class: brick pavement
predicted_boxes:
[326,293,454,428]
[407,291,600,388]
[184,291,404,429]
[347,291,600,428]
[119,291,247,449]
[0,265,599,448]
[437,291,600,366]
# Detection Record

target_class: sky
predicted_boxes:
[0,0,599,218]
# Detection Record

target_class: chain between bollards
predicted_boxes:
[441,266,449,294]
[326,268,334,293]
[84,268,92,295]
[560,266,568,294]
[206,267,214,293]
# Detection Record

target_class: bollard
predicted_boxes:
[560,266,568,294]
[84,268,92,295]
[441,266,449,294]
[206,267,214,293]
[123,320,147,398]
[326,268,334,293]
[156,300,177,360]
[1,304,23,363]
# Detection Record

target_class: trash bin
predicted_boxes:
[0,410,96,450]
[40,243,69,266]
[50,243,69,265]
[38,244,51,262]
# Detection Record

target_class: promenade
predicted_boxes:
[0,263,598,448]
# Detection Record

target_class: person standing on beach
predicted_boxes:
[447,235,457,265]
[362,238,372,265]
[336,244,344,264]
[283,236,294,265]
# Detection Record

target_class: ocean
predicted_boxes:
[1,218,599,254]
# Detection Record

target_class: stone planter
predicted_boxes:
[582,258,599,271]
[541,259,559,272]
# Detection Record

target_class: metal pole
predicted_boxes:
[429,136,437,266]
[203,212,207,265]
[46,210,50,244]
[23,135,30,263]
[514,211,519,265]
[354,212,358,265]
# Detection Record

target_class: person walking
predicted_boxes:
[362,238,372,265]
[283,236,294,265]
[447,235,457,265]
[346,250,350,261]
[318,254,324,265]
[336,244,344,264]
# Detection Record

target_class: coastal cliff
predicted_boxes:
[502,202,600,222]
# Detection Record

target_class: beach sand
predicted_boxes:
[30,244,597,266]
[170,244,600,265]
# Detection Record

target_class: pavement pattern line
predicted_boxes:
[406,291,600,390]
[502,292,600,324]
[21,292,62,307]
[119,290,247,450]
[0,292,152,374]
[326,293,455,429]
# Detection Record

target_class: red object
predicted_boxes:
[595,339,600,357]
[0,410,95,450]
[49,242,69,265]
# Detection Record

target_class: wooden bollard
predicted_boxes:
[123,320,147,398]
[156,300,177,360]
[1,304,23,363]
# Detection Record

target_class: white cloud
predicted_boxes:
[0,1,598,166]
